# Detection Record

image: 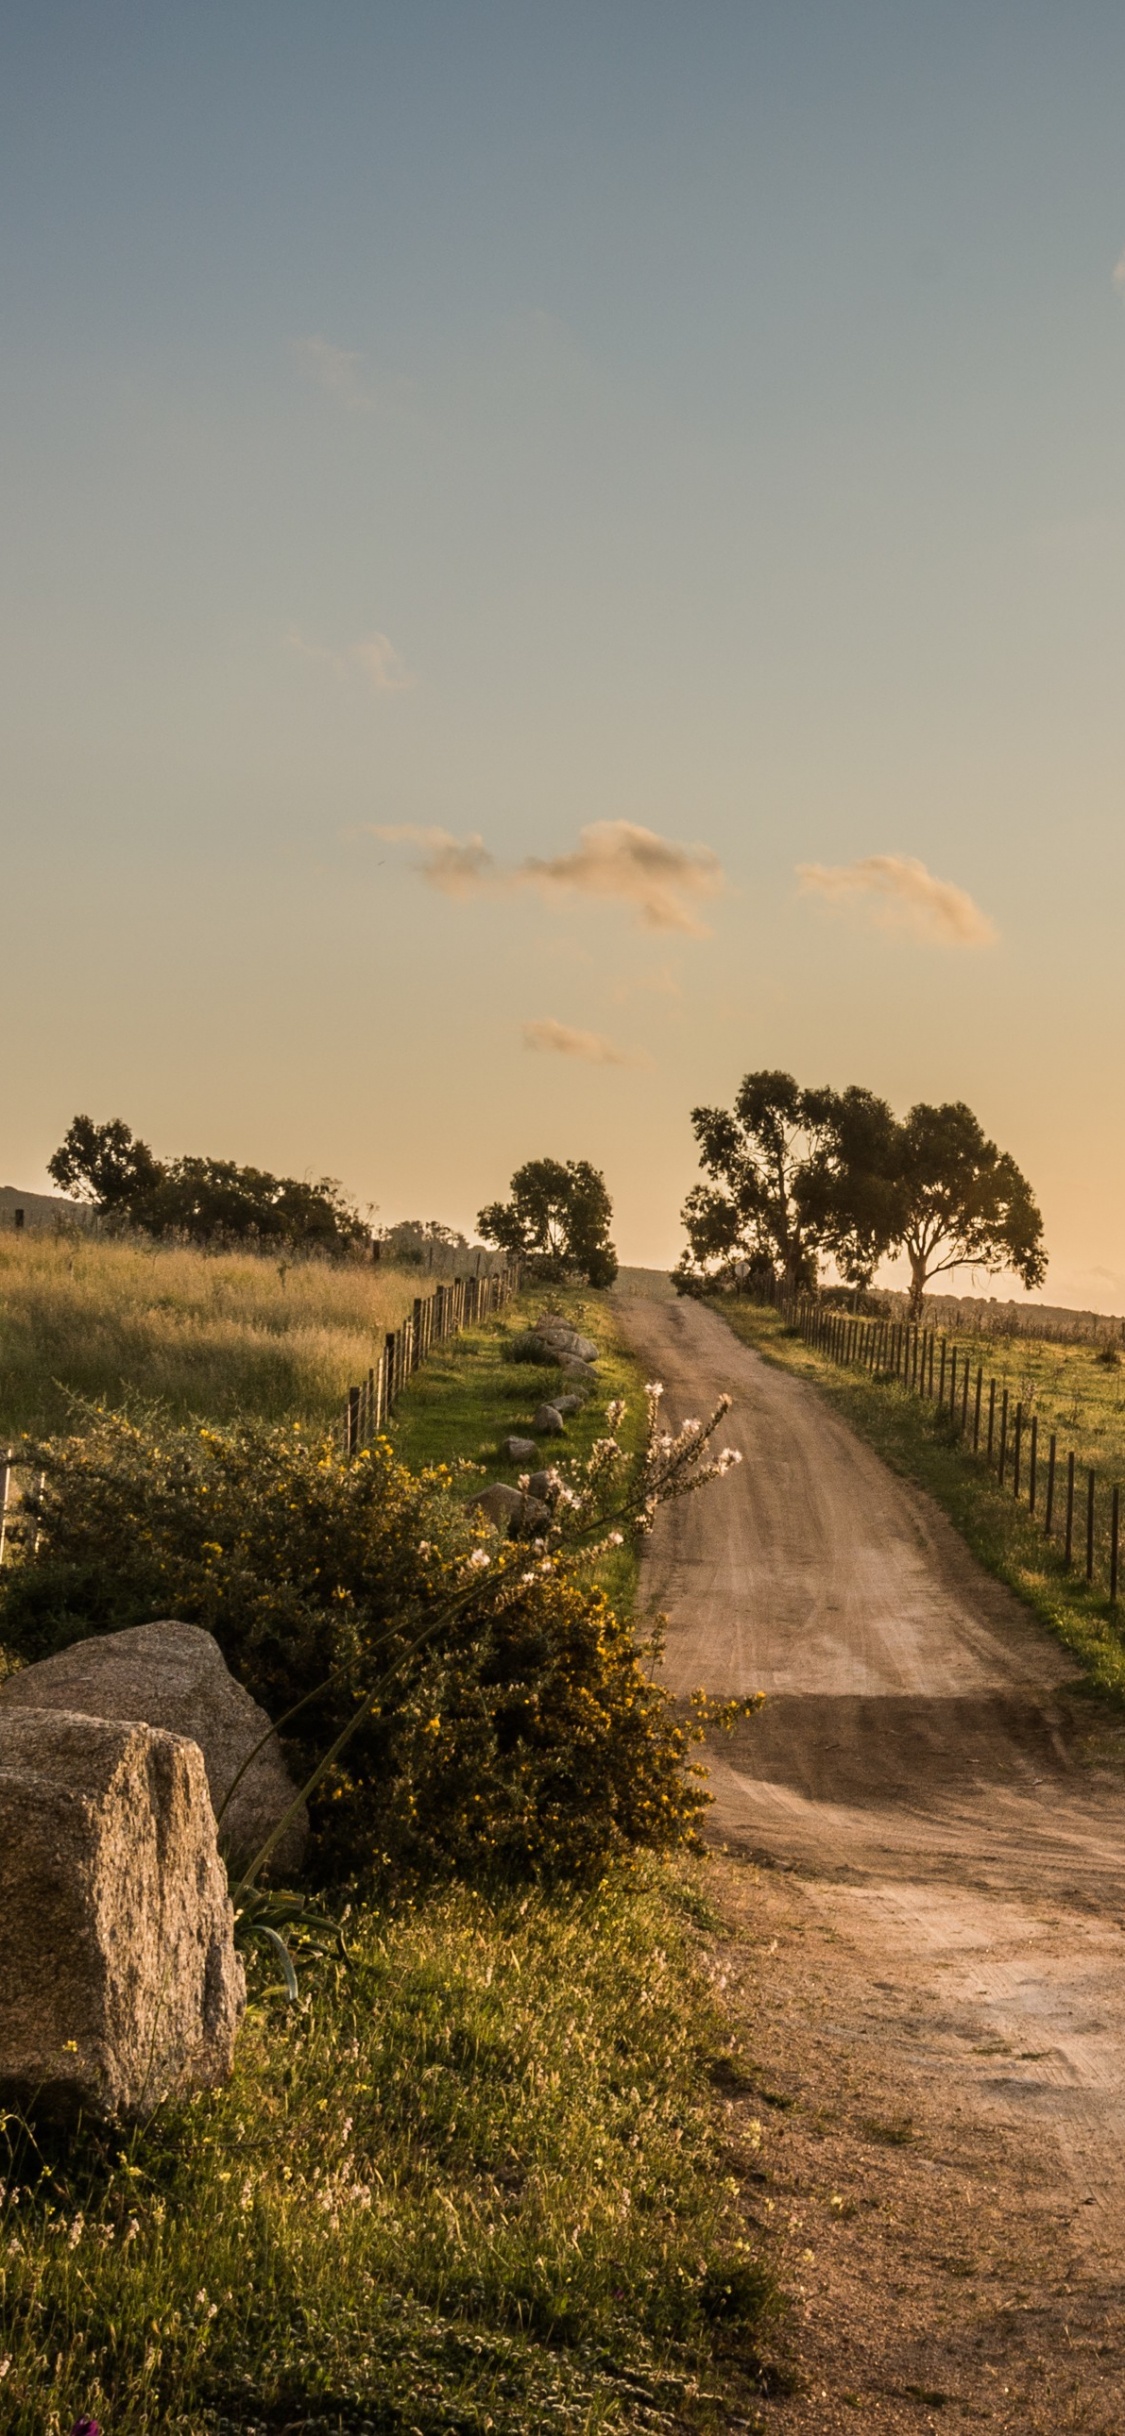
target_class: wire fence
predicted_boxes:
[0,1265,522,1564]
[782,1295,1123,1610]
[330,1263,521,1456]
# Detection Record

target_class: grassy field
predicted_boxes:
[387,1281,649,1612]
[0,1233,419,1438]
[716,1299,1125,1700]
[0,1864,776,2436]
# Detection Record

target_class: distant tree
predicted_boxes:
[678,1071,898,1295]
[380,1218,470,1269]
[48,1116,164,1218]
[889,1101,1046,1320]
[478,1158,618,1288]
[47,1117,366,1255]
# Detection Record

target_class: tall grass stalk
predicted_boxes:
[0,1236,418,1437]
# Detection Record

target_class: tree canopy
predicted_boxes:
[678,1070,898,1294]
[478,1157,618,1287]
[48,1116,368,1255]
[677,1074,1046,1314]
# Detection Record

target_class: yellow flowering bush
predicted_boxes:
[0,1410,716,1884]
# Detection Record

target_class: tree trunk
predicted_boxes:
[906,1252,928,1324]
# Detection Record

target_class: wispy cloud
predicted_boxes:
[371,818,723,935]
[293,335,372,409]
[796,854,997,948]
[1114,250,1125,299]
[522,1017,631,1064]
[289,628,416,693]
[374,826,493,895]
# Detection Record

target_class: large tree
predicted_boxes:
[478,1157,617,1288]
[678,1071,898,1294]
[890,1100,1046,1319]
[48,1116,367,1255]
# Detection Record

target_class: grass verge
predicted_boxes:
[1,1863,776,2435]
[713,1299,1125,1702]
[388,1283,648,1615]
[0,1234,419,1438]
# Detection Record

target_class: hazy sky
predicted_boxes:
[4,3,1125,1301]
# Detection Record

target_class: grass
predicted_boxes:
[714,1298,1125,1700]
[0,1234,419,1439]
[387,1283,650,1615]
[0,1863,776,2436]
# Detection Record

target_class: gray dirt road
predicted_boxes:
[615,1289,1125,2271]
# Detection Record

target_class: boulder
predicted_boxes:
[0,1621,306,1877]
[556,1355,599,1387]
[527,1469,559,1503]
[466,1482,551,1536]
[0,1706,244,2122]
[533,1404,566,1435]
[553,1394,586,1416]
[533,1326,598,1363]
[502,1435,538,1462]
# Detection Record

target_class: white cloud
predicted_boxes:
[288,628,416,693]
[521,1017,631,1064]
[796,853,997,948]
[371,818,723,935]
[372,826,494,895]
[293,335,372,409]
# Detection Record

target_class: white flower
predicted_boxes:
[717,1447,742,1472]
[67,2213,84,2248]
[607,1531,624,1546]
[680,1417,701,1436]
[646,1381,664,1398]
[467,1547,491,1570]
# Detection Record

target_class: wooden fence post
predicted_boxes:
[347,1386,360,1455]
[1013,1403,1022,1499]
[1113,1484,1120,1608]
[1065,1451,1075,1567]
[1029,1414,1038,1514]
[938,1339,947,1405]
[1045,1434,1056,1536]
[973,1366,983,1450]
[1086,1469,1096,1584]
[998,1389,1009,1485]
[987,1379,996,1462]
[0,1449,10,1568]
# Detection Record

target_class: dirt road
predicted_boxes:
[616,1289,1125,2431]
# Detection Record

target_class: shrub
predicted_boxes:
[0,1408,718,1887]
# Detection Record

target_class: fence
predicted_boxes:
[0,1265,522,1565]
[784,1296,1124,1608]
[332,1263,520,1456]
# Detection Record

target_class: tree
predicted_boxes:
[678,1071,898,1295]
[890,1101,1046,1320]
[47,1116,367,1255]
[48,1115,164,1218]
[478,1157,618,1287]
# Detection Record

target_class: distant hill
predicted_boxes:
[0,1185,88,1233]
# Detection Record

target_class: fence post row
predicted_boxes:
[334,1262,516,1460]
[794,1292,1122,1613]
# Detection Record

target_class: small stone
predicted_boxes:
[466,1483,551,1535]
[0,1621,307,1877]
[502,1435,538,1462]
[0,1707,244,2123]
[533,1404,566,1435]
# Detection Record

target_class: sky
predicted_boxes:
[3,2,1125,1302]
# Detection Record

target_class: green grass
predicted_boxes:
[714,1299,1125,1700]
[0,1864,775,2435]
[0,1234,419,1439]
[387,1284,650,1615]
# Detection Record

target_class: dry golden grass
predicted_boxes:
[0,1233,419,1436]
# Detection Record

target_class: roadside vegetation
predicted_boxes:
[0,1210,775,2430]
[0,1867,775,2435]
[718,1298,1125,1700]
[0,1231,418,1438]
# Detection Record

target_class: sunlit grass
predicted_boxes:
[0,1864,774,2435]
[0,1234,419,1437]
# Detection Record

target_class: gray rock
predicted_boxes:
[533,1404,566,1434]
[466,1482,551,1535]
[527,1469,558,1502]
[0,1706,244,2123]
[552,1394,585,1416]
[534,1326,598,1363]
[556,1355,599,1386]
[502,1435,538,1462]
[0,1621,307,1877]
